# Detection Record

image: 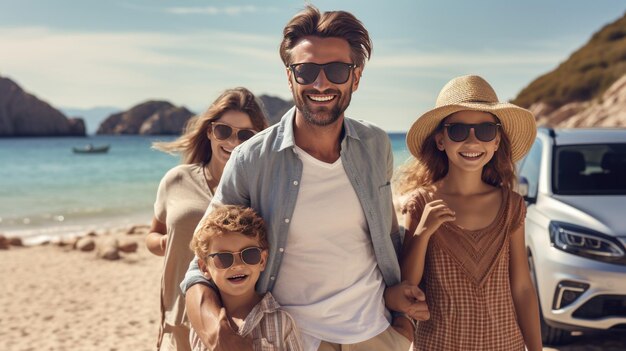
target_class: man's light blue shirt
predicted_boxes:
[181,107,401,294]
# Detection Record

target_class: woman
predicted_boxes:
[146,87,269,350]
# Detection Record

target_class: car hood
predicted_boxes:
[550,195,626,237]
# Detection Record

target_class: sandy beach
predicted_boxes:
[0,226,624,351]
[0,226,162,351]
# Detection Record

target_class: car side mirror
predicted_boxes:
[517,176,535,203]
[517,177,528,197]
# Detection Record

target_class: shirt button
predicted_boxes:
[284,218,290,223]
[293,180,299,186]
[270,276,276,280]
[279,247,284,252]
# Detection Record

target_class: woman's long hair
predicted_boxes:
[394,117,517,195]
[153,87,268,164]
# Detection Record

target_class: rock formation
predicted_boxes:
[0,76,86,136]
[513,12,626,127]
[530,75,626,127]
[96,101,194,135]
[139,106,194,135]
[97,95,293,134]
[0,235,9,250]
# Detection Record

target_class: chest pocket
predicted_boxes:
[254,337,280,350]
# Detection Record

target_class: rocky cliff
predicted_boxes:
[530,74,626,127]
[97,95,292,134]
[0,76,85,137]
[513,13,626,127]
[96,101,194,135]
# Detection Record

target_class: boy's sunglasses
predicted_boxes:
[211,122,257,142]
[288,62,356,85]
[443,122,501,142]
[207,247,263,269]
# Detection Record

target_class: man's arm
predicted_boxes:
[185,284,253,350]
[381,134,430,326]
[182,148,253,350]
[180,147,251,293]
[385,136,403,256]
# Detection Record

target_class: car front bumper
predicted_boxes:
[533,246,626,330]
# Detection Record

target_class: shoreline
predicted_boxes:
[0,211,153,246]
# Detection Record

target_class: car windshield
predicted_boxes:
[553,143,626,195]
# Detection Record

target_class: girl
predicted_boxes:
[145,87,268,350]
[396,75,542,350]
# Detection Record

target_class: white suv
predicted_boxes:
[517,128,626,345]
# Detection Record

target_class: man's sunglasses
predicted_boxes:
[288,62,356,85]
[207,247,263,269]
[211,122,257,142]
[443,122,501,142]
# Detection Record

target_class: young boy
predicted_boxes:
[189,205,303,351]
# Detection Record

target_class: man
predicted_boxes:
[182,6,428,351]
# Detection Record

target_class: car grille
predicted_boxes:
[573,295,626,319]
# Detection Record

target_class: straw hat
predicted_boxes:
[406,75,536,162]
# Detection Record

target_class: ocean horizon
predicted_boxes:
[0,133,411,244]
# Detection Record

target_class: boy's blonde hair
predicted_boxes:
[190,205,268,260]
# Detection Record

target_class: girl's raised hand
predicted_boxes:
[415,199,456,238]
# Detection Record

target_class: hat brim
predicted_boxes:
[406,102,537,162]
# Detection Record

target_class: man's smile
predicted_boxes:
[307,94,336,103]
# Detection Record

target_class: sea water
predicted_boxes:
[0,133,410,244]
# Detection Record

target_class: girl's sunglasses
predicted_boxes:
[211,122,257,142]
[288,62,356,85]
[443,122,501,142]
[207,247,263,269]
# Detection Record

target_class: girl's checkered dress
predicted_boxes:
[403,189,527,351]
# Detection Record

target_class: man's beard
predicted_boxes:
[295,87,353,127]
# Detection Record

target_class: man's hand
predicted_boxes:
[209,308,253,351]
[392,315,415,343]
[186,284,253,351]
[384,281,430,321]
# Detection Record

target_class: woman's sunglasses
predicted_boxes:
[443,122,501,142]
[211,122,257,142]
[207,247,263,269]
[288,62,356,85]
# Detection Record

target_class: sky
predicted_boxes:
[1,0,624,131]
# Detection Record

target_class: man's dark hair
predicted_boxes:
[279,5,372,67]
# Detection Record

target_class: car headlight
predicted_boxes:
[549,221,626,265]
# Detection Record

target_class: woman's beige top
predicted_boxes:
[402,188,526,351]
[154,163,213,326]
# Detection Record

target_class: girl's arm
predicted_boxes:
[401,214,430,286]
[145,216,167,256]
[509,223,543,351]
[401,200,455,286]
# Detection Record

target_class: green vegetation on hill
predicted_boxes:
[513,12,626,108]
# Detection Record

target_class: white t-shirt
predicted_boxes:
[272,146,390,351]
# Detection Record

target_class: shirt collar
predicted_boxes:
[257,292,280,313]
[274,106,361,152]
[238,292,281,336]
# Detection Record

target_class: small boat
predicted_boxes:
[72,144,110,154]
